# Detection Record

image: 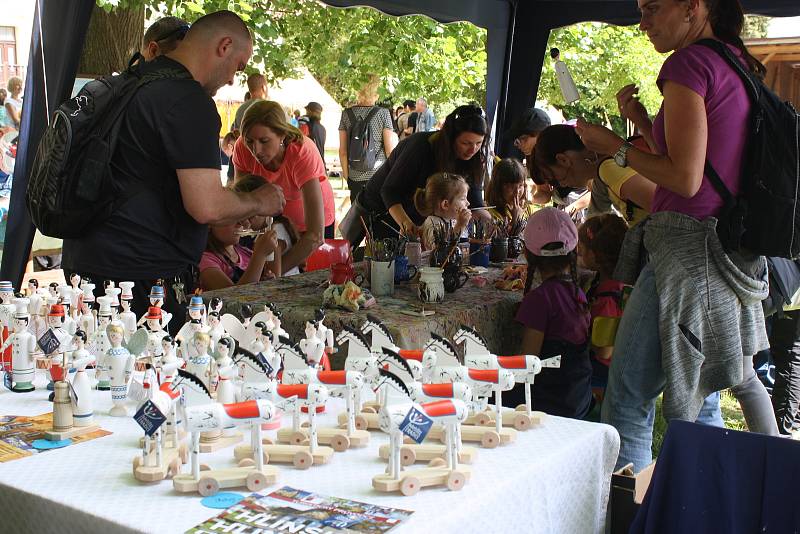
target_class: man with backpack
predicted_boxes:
[57,10,285,332]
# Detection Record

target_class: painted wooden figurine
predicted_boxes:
[299,320,326,371]
[78,283,96,337]
[69,330,97,426]
[184,330,216,394]
[207,312,226,349]
[176,297,209,360]
[1,298,37,392]
[143,306,168,362]
[56,285,78,335]
[43,302,73,396]
[0,281,16,373]
[68,273,82,320]
[137,285,172,330]
[314,308,334,369]
[90,296,114,390]
[105,323,135,417]
[160,336,183,383]
[26,278,39,297]
[118,282,137,341]
[104,284,122,320]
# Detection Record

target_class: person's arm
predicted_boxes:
[616,84,657,152]
[5,103,20,127]
[382,128,397,158]
[338,130,349,181]
[566,191,591,215]
[577,81,707,198]
[520,328,544,357]
[281,179,325,272]
[619,174,656,213]
[388,203,420,238]
[593,345,613,361]
[177,168,285,225]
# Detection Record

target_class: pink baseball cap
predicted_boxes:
[522,207,578,256]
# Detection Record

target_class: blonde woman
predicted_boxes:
[338,75,397,202]
[233,100,336,272]
[5,77,22,129]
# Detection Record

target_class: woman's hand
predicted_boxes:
[399,217,421,239]
[575,119,624,156]
[455,208,471,234]
[616,84,651,128]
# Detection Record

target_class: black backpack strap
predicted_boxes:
[363,105,380,125]
[345,108,358,130]
[695,39,760,103]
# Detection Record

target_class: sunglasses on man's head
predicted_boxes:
[156,24,190,43]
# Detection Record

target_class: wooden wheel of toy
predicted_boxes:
[199,463,211,471]
[476,412,493,426]
[289,431,307,445]
[246,471,269,491]
[515,404,527,412]
[446,471,466,491]
[167,457,181,478]
[261,437,274,445]
[362,406,377,414]
[198,477,219,497]
[481,431,500,449]
[355,415,369,431]
[513,413,532,431]
[428,457,447,468]
[132,456,142,470]
[238,458,255,468]
[178,443,189,463]
[400,476,421,496]
[331,434,350,452]
[400,447,416,466]
[293,450,314,469]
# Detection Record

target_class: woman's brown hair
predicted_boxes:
[432,104,489,192]
[241,100,304,146]
[702,0,766,78]
[578,214,628,279]
[413,172,468,217]
[486,158,528,217]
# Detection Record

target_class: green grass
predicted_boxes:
[652,390,746,457]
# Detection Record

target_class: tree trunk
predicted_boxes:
[78,4,144,77]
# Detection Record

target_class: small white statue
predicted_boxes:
[26,278,39,298]
[90,296,114,390]
[0,281,16,372]
[314,308,334,369]
[57,285,78,336]
[1,298,37,392]
[184,330,216,392]
[118,282,137,340]
[300,320,326,370]
[104,285,122,320]
[207,311,225,349]
[137,285,172,330]
[77,283,96,337]
[69,329,96,425]
[43,302,73,396]
[215,337,237,404]
[160,335,183,383]
[68,273,82,320]
[105,323,134,417]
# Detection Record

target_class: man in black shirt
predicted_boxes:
[62,10,285,331]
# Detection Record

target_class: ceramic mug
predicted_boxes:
[370,260,395,297]
[443,265,469,292]
[394,255,418,283]
[406,241,423,267]
[418,267,445,304]
[469,241,491,267]
[330,262,364,286]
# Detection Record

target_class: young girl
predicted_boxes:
[414,172,471,251]
[485,158,536,226]
[233,174,301,276]
[578,214,630,381]
[514,207,592,419]
[198,202,281,291]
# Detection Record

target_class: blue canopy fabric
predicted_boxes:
[2,0,799,286]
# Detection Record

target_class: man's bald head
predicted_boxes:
[171,10,253,96]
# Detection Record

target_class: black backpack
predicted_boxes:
[346,106,380,173]
[26,60,190,238]
[697,39,800,259]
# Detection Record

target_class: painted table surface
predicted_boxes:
[204,265,525,356]
[0,375,619,534]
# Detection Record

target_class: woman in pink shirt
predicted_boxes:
[233,100,336,272]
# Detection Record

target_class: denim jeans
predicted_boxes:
[601,264,723,472]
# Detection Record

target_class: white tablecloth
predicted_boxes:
[0,376,620,534]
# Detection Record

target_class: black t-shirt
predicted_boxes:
[361,131,484,225]
[62,56,222,279]
[407,111,418,131]
[308,119,327,166]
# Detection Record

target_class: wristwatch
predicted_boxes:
[613,141,634,167]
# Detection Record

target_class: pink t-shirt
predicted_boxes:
[232,136,336,231]
[651,43,750,219]
[199,245,252,288]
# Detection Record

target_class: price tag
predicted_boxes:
[38,329,60,355]
[134,399,166,436]
[399,406,433,444]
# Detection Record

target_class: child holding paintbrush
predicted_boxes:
[414,172,471,251]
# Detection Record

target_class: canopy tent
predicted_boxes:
[3,0,800,287]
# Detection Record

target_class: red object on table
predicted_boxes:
[306,239,351,272]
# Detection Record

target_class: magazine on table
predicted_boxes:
[188,486,413,533]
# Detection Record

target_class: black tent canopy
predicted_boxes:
[2,0,799,286]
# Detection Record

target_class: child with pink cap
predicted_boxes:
[514,207,592,419]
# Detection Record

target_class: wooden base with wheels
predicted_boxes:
[427,424,516,448]
[233,443,333,470]
[132,442,189,482]
[277,427,370,451]
[372,466,471,496]
[198,431,243,453]
[337,411,379,430]
[44,424,100,441]
[172,465,279,496]
[468,407,547,431]
[378,443,477,465]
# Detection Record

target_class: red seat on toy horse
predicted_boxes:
[305,239,350,272]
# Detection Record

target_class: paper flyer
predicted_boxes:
[0,413,111,463]
[188,486,414,533]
